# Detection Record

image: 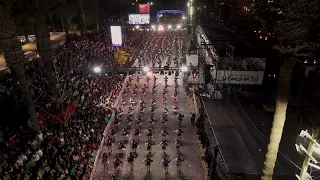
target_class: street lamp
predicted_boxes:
[158,25,164,31]
[168,24,172,29]
[177,24,181,29]
[190,6,194,15]
[93,67,101,73]
[135,25,140,29]
[151,25,156,29]
[181,66,188,72]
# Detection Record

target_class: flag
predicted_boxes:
[114,49,129,65]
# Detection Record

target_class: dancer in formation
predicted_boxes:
[131,139,139,153]
[102,153,108,170]
[114,156,122,172]
[143,155,153,172]
[122,127,129,142]
[160,138,168,151]
[146,139,154,151]
[128,152,135,172]
[175,153,184,173]
[118,141,125,155]
[145,128,153,140]
[175,139,183,153]
[106,136,113,154]
[175,128,183,137]
[161,153,170,174]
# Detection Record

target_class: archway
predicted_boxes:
[156,10,186,23]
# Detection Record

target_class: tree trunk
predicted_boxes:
[24,34,29,43]
[95,0,100,31]
[227,0,237,28]
[77,0,86,35]
[61,16,65,32]
[50,14,55,32]
[14,64,40,131]
[261,58,295,180]
[34,16,58,101]
[0,8,40,131]
[214,0,220,23]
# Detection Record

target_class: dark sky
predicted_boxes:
[103,0,188,16]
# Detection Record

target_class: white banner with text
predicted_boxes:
[212,70,264,84]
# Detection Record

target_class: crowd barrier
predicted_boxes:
[91,74,130,179]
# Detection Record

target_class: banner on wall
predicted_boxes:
[212,70,264,85]
[139,4,150,14]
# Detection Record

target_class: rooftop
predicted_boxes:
[202,25,264,58]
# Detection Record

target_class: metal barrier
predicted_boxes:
[191,90,230,179]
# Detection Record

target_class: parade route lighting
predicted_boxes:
[177,24,181,29]
[182,16,186,20]
[151,25,156,29]
[143,66,150,72]
[93,67,101,73]
[158,25,164,31]
[181,66,188,72]
[135,25,140,29]
[168,24,172,29]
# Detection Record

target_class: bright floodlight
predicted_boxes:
[168,24,172,29]
[158,25,164,31]
[143,66,150,72]
[93,67,101,73]
[181,66,188,72]
[150,2,153,5]
[190,7,194,15]
[177,24,181,29]
[135,25,140,29]
[151,25,156,29]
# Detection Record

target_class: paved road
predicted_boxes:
[92,74,206,180]
[203,92,306,179]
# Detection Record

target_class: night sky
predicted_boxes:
[103,0,188,16]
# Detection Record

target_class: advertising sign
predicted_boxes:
[212,70,264,85]
[128,14,150,24]
[110,26,122,46]
[139,4,150,14]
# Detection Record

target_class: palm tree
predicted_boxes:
[77,0,86,35]
[25,0,63,101]
[0,0,40,131]
[257,0,319,179]
[95,0,99,31]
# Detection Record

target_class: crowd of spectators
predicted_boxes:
[0,30,142,179]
